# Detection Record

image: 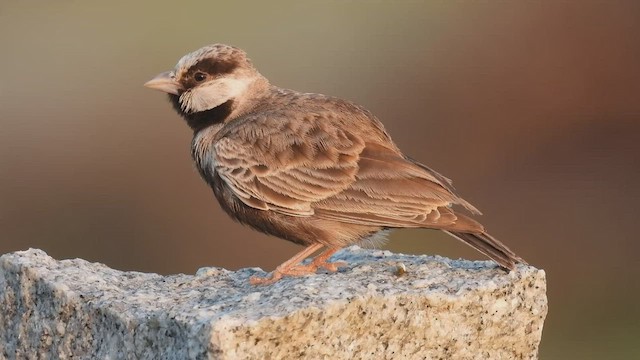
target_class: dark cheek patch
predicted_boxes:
[181,58,240,89]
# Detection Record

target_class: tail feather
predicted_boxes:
[444,230,526,271]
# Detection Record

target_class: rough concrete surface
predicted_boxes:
[0,247,547,359]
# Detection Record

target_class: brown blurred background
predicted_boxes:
[1,1,638,358]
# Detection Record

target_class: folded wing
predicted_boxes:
[213,112,478,231]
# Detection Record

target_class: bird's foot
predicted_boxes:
[249,248,347,285]
[307,247,347,272]
[309,258,347,272]
[249,264,317,285]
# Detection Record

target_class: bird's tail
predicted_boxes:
[444,230,527,271]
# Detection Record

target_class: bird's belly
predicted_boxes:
[208,172,383,247]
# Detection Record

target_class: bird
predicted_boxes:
[144,44,526,285]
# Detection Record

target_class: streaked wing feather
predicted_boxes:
[213,114,363,216]
[213,111,480,231]
[314,143,480,229]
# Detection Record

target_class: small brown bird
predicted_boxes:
[144,44,526,285]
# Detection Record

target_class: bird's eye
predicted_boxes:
[194,72,207,82]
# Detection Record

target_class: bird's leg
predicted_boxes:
[250,243,324,285]
[307,247,347,272]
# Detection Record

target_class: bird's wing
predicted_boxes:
[313,142,482,230]
[213,110,481,231]
[212,112,365,216]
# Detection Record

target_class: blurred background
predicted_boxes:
[1,1,638,358]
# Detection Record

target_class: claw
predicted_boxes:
[249,244,347,285]
[316,260,347,272]
[249,264,318,285]
[249,273,282,285]
[308,248,346,272]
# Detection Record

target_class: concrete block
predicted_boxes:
[0,247,547,359]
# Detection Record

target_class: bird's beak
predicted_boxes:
[144,71,182,95]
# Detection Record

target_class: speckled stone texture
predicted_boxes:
[0,248,547,359]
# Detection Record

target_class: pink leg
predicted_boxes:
[308,247,347,272]
[250,243,324,285]
[250,245,349,285]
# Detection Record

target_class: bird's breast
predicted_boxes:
[191,125,223,183]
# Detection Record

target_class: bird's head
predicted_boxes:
[145,44,267,125]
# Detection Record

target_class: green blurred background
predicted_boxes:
[1,1,638,358]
